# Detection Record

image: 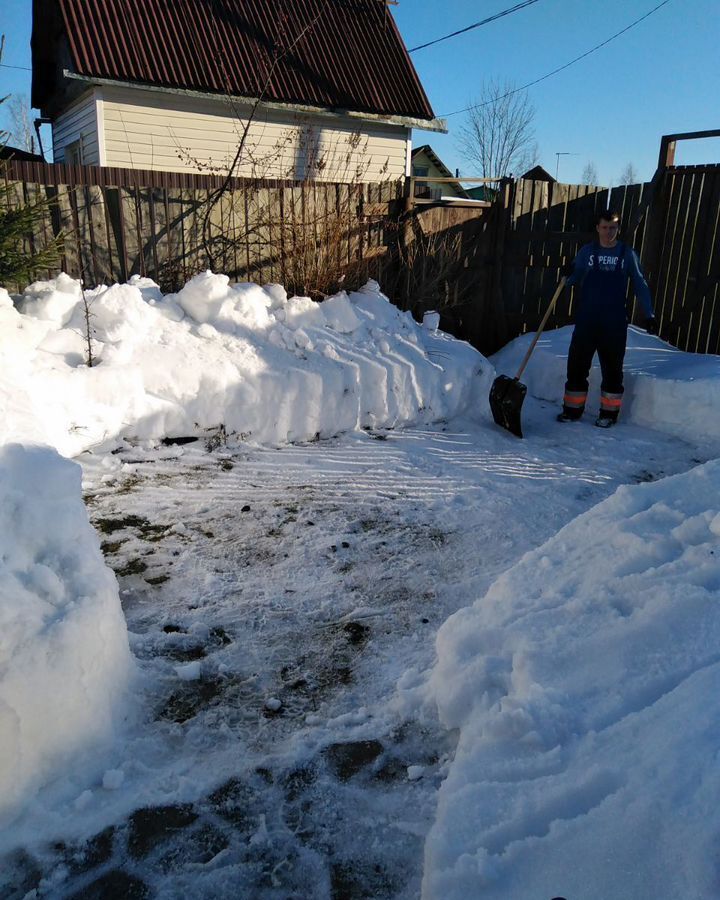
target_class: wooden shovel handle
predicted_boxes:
[514,277,567,381]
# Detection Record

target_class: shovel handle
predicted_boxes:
[514,277,567,381]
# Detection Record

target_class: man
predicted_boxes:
[558,209,656,428]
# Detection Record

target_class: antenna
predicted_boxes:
[555,152,579,180]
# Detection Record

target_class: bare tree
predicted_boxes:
[618,162,638,185]
[7,94,35,153]
[582,161,599,184]
[457,79,538,178]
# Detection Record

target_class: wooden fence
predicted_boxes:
[3,160,403,298]
[642,164,720,354]
[403,162,720,357]
[4,149,720,358]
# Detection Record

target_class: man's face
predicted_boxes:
[597,217,620,247]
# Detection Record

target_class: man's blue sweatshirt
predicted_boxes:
[566,241,654,331]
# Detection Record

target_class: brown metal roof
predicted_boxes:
[33,0,436,122]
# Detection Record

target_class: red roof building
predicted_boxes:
[32,0,445,179]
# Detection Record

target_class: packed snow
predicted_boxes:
[0,443,134,825]
[1,271,719,899]
[0,272,487,457]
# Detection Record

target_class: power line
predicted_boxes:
[408,0,541,53]
[441,0,673,117]
[0,63,31,71]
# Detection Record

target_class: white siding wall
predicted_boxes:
[52,91,101,165]
[99,86,409,181]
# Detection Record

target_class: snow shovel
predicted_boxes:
[489,276,567,438]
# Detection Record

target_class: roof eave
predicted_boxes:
[63,71,448,134]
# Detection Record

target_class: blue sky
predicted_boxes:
[395,0,720,184]
[1,0,718,185]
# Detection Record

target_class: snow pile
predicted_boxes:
[0,444,134,825]
[491,325,720,445]
[0,273,491,457]
[422,458,720,900]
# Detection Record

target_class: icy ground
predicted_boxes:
[3,272,720,899]
[2,404,710,900]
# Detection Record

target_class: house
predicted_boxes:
[411,145,469,200]
[520,165,555,182]
[31,0,446,182]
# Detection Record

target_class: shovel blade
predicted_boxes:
[489,374,526,438]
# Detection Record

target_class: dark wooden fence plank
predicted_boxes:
[678,172,706,353]
[661,170,695,346]
[694,171,720,353]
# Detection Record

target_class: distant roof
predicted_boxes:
[0,145,45,163]
[32,0,437,123]
[520,164,555,182]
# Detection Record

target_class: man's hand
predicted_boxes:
[645,317,658,335]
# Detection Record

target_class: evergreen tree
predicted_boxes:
[0,36,61,286]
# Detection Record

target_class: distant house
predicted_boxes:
[31,0,446,181]
[464,185,496,203]
[520,165,555,182]
[411,145,469,200]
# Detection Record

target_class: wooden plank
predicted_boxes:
[278,185,288,288]
[526,180,548,331]
[690,170,720,353]
[169,188,187,287]
[263,181,277,286]
[187,188,205,278]
[119,187,141,278]
[643,170,676,336]
[150,186,169,288]
[661,170,695,347]
[677,172,706,352]
[101,186,121,284]
[87,184,113,285]
[146,188,160,284]
[67,185,86,284]
[217,190,235,277]
[159,187,177,290]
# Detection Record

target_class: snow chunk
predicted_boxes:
[175,661,202,681]
[322,292,362,333]
[18,273,83,326]
[0,444,134,824]
[102,769,125,790]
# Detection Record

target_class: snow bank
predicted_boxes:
[0,444,134,824]
[0,274,491,456]
[491,325,720,442]
[423,459,720,900]
[491,324,720,444]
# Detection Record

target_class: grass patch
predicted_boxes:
[116,559,148,577]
